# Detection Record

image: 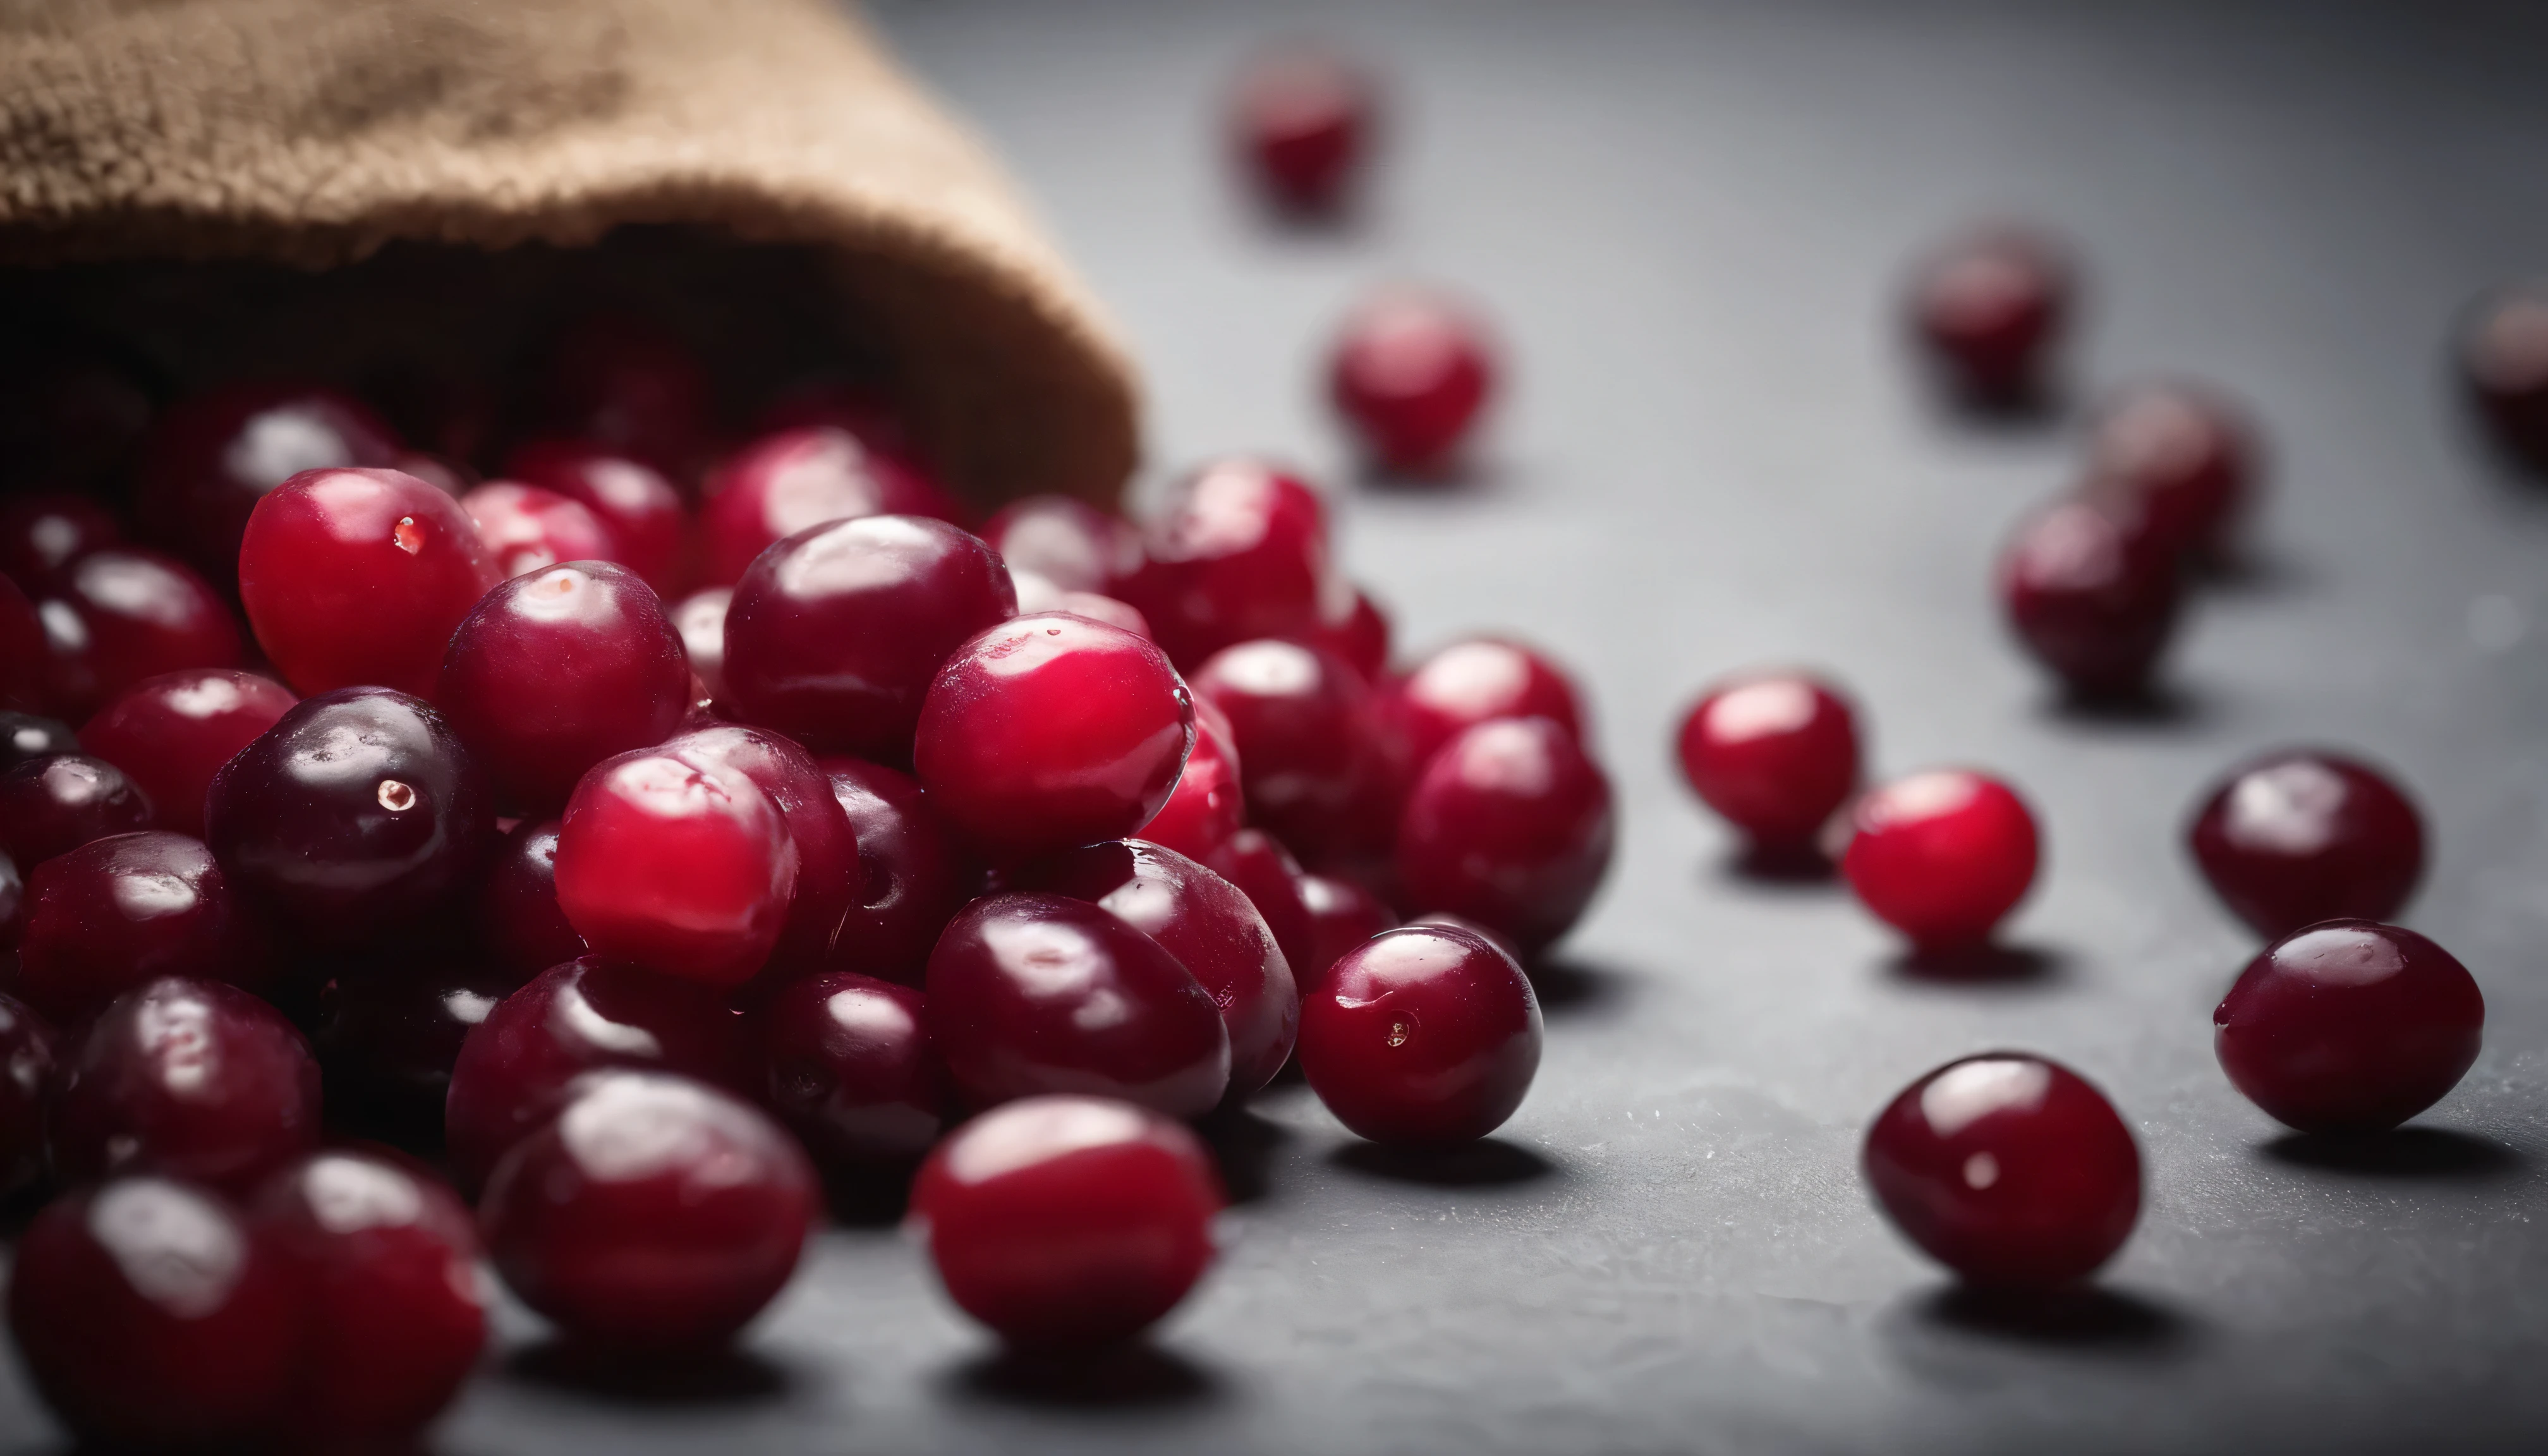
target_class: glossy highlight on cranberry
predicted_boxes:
[2084,381,2260,558]
[503,438,691,593]
[17,831,269,1022]
[460,480,616,579]
[1396,717,1614,954]
[1392,635,1584,773]
[1998,495,2181,700]
[818,756,973,986]
[78,669,297,839]
[552,747,798,988]
[1119,458,1339,670]
[1298,923,1541,1144]
[1862,1052,2141,1287]
[136,381,402,585]
[0,751,153,868]
[1330,289,1497,473]
[2214,920,2483,1133]
[763,971,947,1166]
[35,547,240,719]
[1677,670,1860,849]
[1908,227,2071,405]
[51,976,320,1189]
[1230,42,1373,212]
[0,492,120,590]
[0,993,57,1194]
[2188,749,2424,939]
[1843,770,2039,949]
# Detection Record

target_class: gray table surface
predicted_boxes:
[15,1,2548,1452]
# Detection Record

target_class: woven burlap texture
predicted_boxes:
[0,0,1139,506]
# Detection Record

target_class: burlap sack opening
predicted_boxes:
[0,0,1141,509]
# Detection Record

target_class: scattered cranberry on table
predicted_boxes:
[0,751,154,869]
[502,437,691,593]
[1998,494,2181,700]
[1230,42,1373,214]
[0,993,57,1194]
[911,1094,1223,1347]
[1677,670,1861,852]
[2461,286,2548,467]
[552,746,799,988]
[1862,1052,2141,1287]
[459,480,617,580]
[2083,381,2260,559]
[763,970,948,1167]
[2188,749,2425,939]
[818,755,975,987]
[1298,871,1400,991]
[1297,922,1543,1144]
[2214,920,2484,1134]
[1119,458,1339,671]
[1842,769,2039,950]
[1908,226,2072,406]
[50,976,320,1191]
[76,668,297,839]
[16,830,269,1022]
[1391,635,1584,774]
[1396,716,1615,955]
[136,382,403,586]
[1140,694,1248,864]
[1329,289,1497,475]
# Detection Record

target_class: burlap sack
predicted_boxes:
[0,0,1140,507]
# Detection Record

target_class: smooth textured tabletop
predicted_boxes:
[12,2,2548,1452]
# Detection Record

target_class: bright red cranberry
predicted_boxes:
[78,669,296,839]
[16,831,269,1022]
[206,687,494,941]
[1863,1052,2141,1287]
[8,1177,301,1448]
[312,945,529,1136]
[1230,43,1373,212]
[763,971,947,1166]
[1019,839,1299,1097]
[438,562,690,813]
[1843,770,2039,949]
[1206,827,1318,989]
[1,574,54,715]
[911,1094,1222,1345]
[1298,923,1541,1144]
[480,1071,817,1349]
[1191,637,1388,857]
[1390,636,1584,774]
[0,492,120,590]
[0,993,57,1193]
[672,586,734,703]
[1139,695,1247,864]
[552,747,798,987]
[1998,495,2181,700]
[1119,459,1340,670]
[819,756,974,986]
[0,752,153,868]
[926,892,1230,1117]
[1299,871,1399,991]
[39,547,242,718]
[2463,288,2548,466]
[1397,717,1615,955]
[724,514,1017,757]
[502,439,691,593]
[51,976,320,1189]
[537,315,713,476]
[459,480,616,579]
[476,818,587,976]
[2214,920,2484,1133]
[1329,290,1496,473]
[667,723,860,974]
[238,466,500,698]
[1908,228,2072,405]
[2189,750,2424,939]
[916,614,1194,861]
[1677,670,1860,849]
[983,494,1140,593]
[137,382,403,585]
[2,710,78,768]
[2084,381,2259,558]
[1311,586,1392,682]
[700,427,964,586]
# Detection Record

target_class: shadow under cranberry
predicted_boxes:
[1912,1283,2196,1355]
[2263,1127,2523,1181]
[1520,954,1627,1017]
[819,1161,920,1228]
[1330,1137,1558,1189]
[1720,841,1838,888]
[2043,680,2207,730]
[1886,942,2067,987]
[946,1340,1222,1412]
[1934,373,2070,430]
[502,1338,796,1407]
[1196,1103,1290,1206]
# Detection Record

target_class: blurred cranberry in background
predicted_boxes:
[2462,286,2548,468]
[459,481,617,579]
[1230,42,1374,214]
[1,712,76,770]
[360,360,500,469]
[0,340,157,495]
[1119,458,1340,670]
[0,493,121,590]
[982,494,1141,593]
[700,427,968,586]
[1330,289,1497,475]
[1677,670,1861,854]
[819,756,974,988]
[762,970,947,1167]
[80,669,296,839]
[537,314,715,478]
[137,383,402,586]
[1397,717,1615,956]
[2083,381,2261,560]
[35,547,241,720]
[1390,636,1583,774]
[1309,586,1392,682]
[752,378,926,463]
[0,753,154,870]
[1998,495,2181,701]
[2188,749,2424,939]
[504,437,691,593]
[1908,226,2072,408]
[50,975,321,1191]
[16,830,270,1023]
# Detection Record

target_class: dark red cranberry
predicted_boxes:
[724,514,1017,757]
[79,669,297,839]
[1230,43,1373,212]
[2188,750,2424,939]
[0,993,57,1193]
[1118,458,1340,670]
[926,892,1230,1117]
[2084,381,2259,558]
[1299,871,1399,991]
[818,756,973,986]
[502,438,691,593]
[1908,227,2072,405]
[51,976,320,1189]
[1311,586,1392,682]
[7,1177,301,1448]
[1330,290,1497,473]
[250,1150,486,1441]
[1192,637,1389,857]
[1396,718,1614,955]
[439,561,690,813]
[459,480,616,579]
[911,1094,1222,1345]
[480,1071,817,1349]
[1843,770,2039,949]
[763,971,947,1165]
[751,379,923,459]
[1,710,78,768]
[1999,495,2180,699]
[1017,839,1300,1097]
[672,587,734,703]
[0,492,120,590]
[0,752,154,869]
[2214,921,2483,1132]
[1676,670,1861,849]
[1298,923,1541,1143]
[700,427,964,586]
[16,831,269,1022]
[537,314,714,476]
[312,947,529,1134]
[0,574,51,713]
[1205,827,1318,989]
[2463,288,2548,466]
[476,818,587,977]
[444,955,756,1191]
[666,723,859,975]
[40,547,242,718]
[137,382,403,585]
[1139,695,1247,864]
[1863,1052,2141,1287]
[206,687,494,941]
[552,746,798,987]
[916,614,1194,861]
[0,850,18,947]
[238,466,500,698]
[1390,636,1584,774]
[982,494,1140,593]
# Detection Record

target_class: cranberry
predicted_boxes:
[701,427,964,586]
[39,547,242,718]
[666,723,861,974]
[312,946,528,1134]
[2188,750,2424,939]
[1676,670,1861,850]
[1390,636,1584,774]
[16,831,269,1022]
[818,756,973,986]
[537,314,714,476]
[2463,287,2548,466]
[1,710,79,769]
[1018,839,1300,1097]
[443,955,755,1191]
[476,818,587,976]
[51,976,320,1189]
[480,1071,817,1349]
[206,687,494,941]
[1329,289,1497,474]
[1862,1052,2141,1287]
[1299,871,1400,990]
[1298,923,1541,1144]
[983,494,1140,593]
[763,971,947,1166]
[1908,227,2072,406]
[1396,717,1615,955]
[1843,770,2039,949]
[136,382,403,585]
[1139,695,1247,864]
[672,587,734,703]
[724,514,1017,757]
[2084,382,2259,558]
[915,614,1194,861]
[910,1094,1222,1345]
[438,561,690,813]
[0,492,120,590]
[926,892,1230,1117]
[1230,43,1373,212]
[0,752,154,868]
[1192,637,1387,856]
[1206,827,1318,988]
[751,379,923,459]
[1311,586,1392,682]
[249,1150,486,1441]
[238,466,500,698]
[2214,921,2483,1132]
[1,574,52,713]
[7,1177,301,1448]
[1007,566,1152,637]
[0,850,18,948]
[1118,458,1340,670]
[78,669,297,839]
[0,993,57,1193]
[502,438,691,593]
[1998,495,2181,700]
[552,747,798,987]
[459,480,616,580]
